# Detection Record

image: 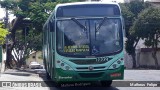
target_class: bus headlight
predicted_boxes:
[56,60,73,71]
[65,66,70,70]
[112,64,117,69]
[117,60,121,64]
[61,63,64,66]
[108,58,123,69]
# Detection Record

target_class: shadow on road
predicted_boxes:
[3,69,40,76]
[39,72,119,90]
[49,86,119,90]
[3,69,119,90]
[4,72,31,76]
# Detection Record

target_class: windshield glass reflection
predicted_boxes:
[56,18,122,56]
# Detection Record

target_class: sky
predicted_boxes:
[0,0,124,21]
[1,0,149,22]
[0,8,15,22]
[0,8,5,19]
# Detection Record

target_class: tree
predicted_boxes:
[131,7,160,69]
[120,1,151,68]
[0,0,81,68]
[12,28,42,68]
[0,21,9,45]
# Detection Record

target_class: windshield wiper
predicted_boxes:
[71,18,88,38]
[95,17,108,40]
[71,18,87,32]
[95,17,108,32]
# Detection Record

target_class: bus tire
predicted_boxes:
[54,82,61,87]
[101,80,112,87]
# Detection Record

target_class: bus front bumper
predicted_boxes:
[54,65,124,82]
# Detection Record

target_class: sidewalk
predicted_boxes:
[0,61,5,73]
[0,69,43,81]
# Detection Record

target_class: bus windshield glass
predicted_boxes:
[56,18,123,57]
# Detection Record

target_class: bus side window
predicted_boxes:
[49,20,55,51]
[50,20,55,32]
[122,17,126,37]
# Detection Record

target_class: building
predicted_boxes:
[86,0,121,3]
[124,0,144,3]
[145,0,160,7]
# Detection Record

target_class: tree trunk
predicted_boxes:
[151,34,159,69]
[17,59,23,68]
[152,51,158,69]
[131,53,136,68]
[5,48,12,69]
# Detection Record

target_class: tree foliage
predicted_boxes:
[131,7,160,68]
[120,1,151,68]
[12,27,42,67]
[0,21,9,45]
[0,0,81,68]
[1,0,79,31]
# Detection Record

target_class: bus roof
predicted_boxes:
[55,1,119,8]
[43,1,121,29]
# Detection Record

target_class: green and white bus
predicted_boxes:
[43,1,125,86]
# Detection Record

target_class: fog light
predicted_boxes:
[117,60,121,64]
[57,60,60,63]
[65,66,70,70]
[61,63,64,66]
[113,64,116,69]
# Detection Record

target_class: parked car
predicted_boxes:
[29,61,42,69]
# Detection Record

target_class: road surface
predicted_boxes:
[0,69,160,90]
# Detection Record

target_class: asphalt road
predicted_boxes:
[0,69,160,90]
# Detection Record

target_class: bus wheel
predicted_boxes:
[100,80,112,87]
[54,82,61,87]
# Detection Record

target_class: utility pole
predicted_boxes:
[4,8,8,28]
[5,7,9,69]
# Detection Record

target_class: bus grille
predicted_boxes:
[78,72,104,78]
[69,57,112,65]
[76,66,106,70]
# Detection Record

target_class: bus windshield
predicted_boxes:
[56,18,123,57]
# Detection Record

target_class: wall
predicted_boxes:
[124,49,160,69]
[124,51,133,69]
[0,46,6,72]
[138,50,160,67]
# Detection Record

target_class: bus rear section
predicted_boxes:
[43,2,125,86]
